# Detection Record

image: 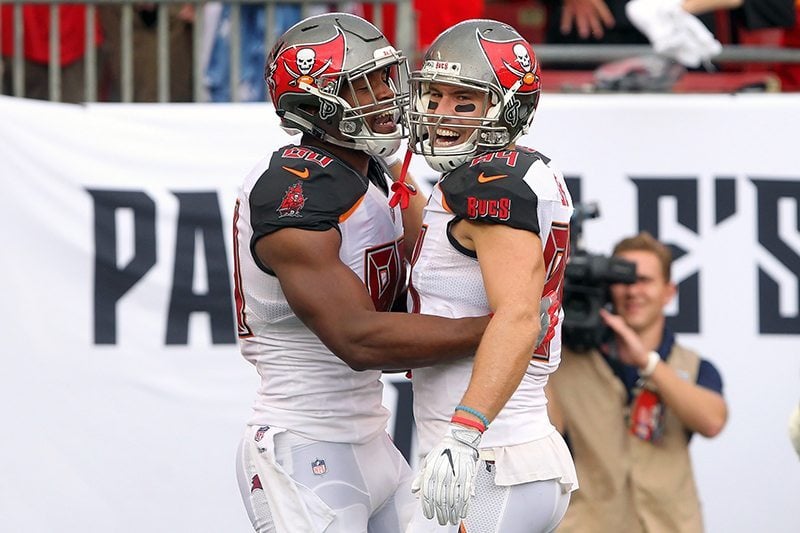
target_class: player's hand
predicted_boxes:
[536,290,560,349]
[411,423,482,525]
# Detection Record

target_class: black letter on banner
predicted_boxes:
[166,192,235,345]
[752,179,800,334]
[388,379,415,462]
[631,178,700,333]
[715,177,737,225]
[88,189,157,345]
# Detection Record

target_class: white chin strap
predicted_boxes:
[318,130,400,157]
[282,112,401,157]
[420,129,478,173]
[364,136,401,157]
[422,148,470,173]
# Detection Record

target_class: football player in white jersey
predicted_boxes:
[232,13,492,533]
[404,20,579,532]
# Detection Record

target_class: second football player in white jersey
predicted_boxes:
[405,19,578,533]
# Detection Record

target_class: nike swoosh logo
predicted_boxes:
[477,172,508,183]
[282,166,310,179]
[441,449,456,475]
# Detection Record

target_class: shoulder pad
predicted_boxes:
[440,149,541,234]
[249,145,368,240]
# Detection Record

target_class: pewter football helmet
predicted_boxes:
[266,13,409,157]
[407,19,541,171]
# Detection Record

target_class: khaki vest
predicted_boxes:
[551,344,703,533]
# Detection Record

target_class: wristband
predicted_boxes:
[451,415,486,433]
[640,351,661,378]
[455,404,490,430]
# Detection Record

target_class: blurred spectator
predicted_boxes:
[203,3,307,102]
[626,0,735,67]
[775,0,800,90]
[546,0,654,43]
[730,0,797,38]
[546,0,794,45]
[1,4,103,103]
[549,0,742,42]
[98,4,194,102]
[544,0,796,78]
[361,0,485,63]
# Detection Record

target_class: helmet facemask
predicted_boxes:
[280,47,409,157]
[332,50,410,157]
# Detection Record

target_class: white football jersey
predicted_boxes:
[233,144,405,444]
[409,147,573,453]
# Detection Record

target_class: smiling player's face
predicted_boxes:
[343,67,398,135]
[426,82,487,147]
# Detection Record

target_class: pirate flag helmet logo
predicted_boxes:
[477,33,541,129]
[267,29,346,122]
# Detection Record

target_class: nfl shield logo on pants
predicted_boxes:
[311,459,327,475]
[254,426,270,442]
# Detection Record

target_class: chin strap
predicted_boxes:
[388,148,417,210]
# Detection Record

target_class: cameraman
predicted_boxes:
[546,231,728,533]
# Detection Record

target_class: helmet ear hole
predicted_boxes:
[297,103,318,116]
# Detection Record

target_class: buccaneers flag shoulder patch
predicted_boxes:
[277,182,306,218]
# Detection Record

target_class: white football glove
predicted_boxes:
[411,423,482,526]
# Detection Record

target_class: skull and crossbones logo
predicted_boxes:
[502,42,538,88]
[296,48,315,75]
[513,44,531,71]
[283,47,333,87]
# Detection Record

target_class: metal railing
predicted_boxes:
[0,0,416,102]
[1,0,799,103]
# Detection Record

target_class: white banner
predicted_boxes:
[1,94,798,532]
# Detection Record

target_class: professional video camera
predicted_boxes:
[562,203,637,352]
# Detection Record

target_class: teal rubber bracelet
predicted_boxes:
[454,404,490,429]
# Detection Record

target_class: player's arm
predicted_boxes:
[386,157,426,261]
[255,227,486,371]
[601,309,728,437]
[451,220,545,423]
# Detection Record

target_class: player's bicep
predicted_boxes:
[255,228,376,354]
[468,221,545,314]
